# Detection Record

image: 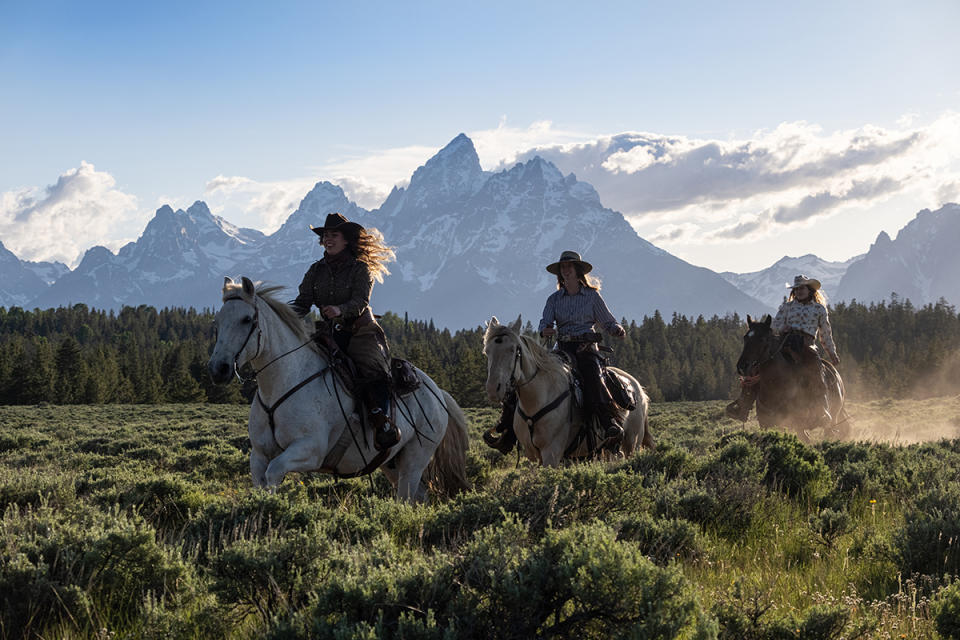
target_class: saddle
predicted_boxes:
[781,331,817,365]
[549,349,636,459]
[553,348,636,411]
[605,369,637,411]
[391,357,421,396]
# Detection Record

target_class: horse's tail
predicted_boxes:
[638,385,655,450]
[425,390,471,497]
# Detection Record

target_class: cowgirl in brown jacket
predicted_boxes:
[291,212,400,450]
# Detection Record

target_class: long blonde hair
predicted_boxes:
[351,227,395,284]
[789,287,828,305]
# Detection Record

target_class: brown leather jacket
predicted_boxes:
[291,254,374,328]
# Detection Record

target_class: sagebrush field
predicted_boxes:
[2,399,960,639]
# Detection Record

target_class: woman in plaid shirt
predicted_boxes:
[483,251,627,454]
[726,275,840,425]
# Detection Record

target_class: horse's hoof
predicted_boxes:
[725,401,749,422]
[600,436,623,454]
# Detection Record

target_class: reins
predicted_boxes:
[223,295,315,384]
[510,345,541,389]
[739,332,789,387]
[509,338,571,453]
[226,293,387,480]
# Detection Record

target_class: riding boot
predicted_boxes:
[483,391,518,454]
[725,385,756,421]
[597,402,625,451]
[365,379,400,451]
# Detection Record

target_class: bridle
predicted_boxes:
[508,343,540,391]
[740,329,788,377]
[218,290,394,478]
[221,295,263,380]
[503,336,569,436]
[220,295,313,382]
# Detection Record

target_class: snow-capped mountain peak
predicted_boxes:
[721,253,862,309]
[837,203,960,306]
[10,134,957,326]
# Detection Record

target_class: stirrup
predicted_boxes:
[600,424,623,451]
[372,411,400,451]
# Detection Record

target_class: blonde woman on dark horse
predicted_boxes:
[483,250,627,453]
[726,274,841,425]
[291,212,400,451]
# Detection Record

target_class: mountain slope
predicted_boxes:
[0,240,50,308]
[721,254,863,310]
[32,202,264,311]
[23,135,781,325]
[359,136,767,328]
[836,203,960,307]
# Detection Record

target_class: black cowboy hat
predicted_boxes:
[310,212,364,238]
[546,250,593,275]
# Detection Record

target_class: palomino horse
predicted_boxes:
[736,314,849,443]
[483,316,653,466]
[208,277,470,502]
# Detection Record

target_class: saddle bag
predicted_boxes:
[604,369,637,411]
[391,358,421,395]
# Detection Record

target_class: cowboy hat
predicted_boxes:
[787,274,821,291]
[310,212,363,238]
[546,250,593,275]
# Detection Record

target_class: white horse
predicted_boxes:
[208,277,470,502]
[483,316,653,466]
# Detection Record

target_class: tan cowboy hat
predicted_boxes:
[310,212,363,238]
[546,250,593,275]
[787,274,821,291]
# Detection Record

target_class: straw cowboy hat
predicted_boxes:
[546,250,593,275]
[787,274,822,291]
[310,212,363,239]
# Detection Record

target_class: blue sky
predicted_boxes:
[2,1,959,273]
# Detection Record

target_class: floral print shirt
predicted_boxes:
[772,299,838,358]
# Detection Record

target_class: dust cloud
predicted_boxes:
[840,395,960,445]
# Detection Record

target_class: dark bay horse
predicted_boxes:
[736,314,849,443]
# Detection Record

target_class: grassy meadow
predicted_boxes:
[2,398,960,639]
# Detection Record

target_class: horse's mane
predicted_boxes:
[483,324,569,378]
[223,280,317,350]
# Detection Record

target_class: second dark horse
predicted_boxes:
[735,314,849,443]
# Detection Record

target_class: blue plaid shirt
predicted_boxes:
[537,287,619,337]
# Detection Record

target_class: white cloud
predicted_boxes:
[314,145,440,208]
[469,118,595,168]
[506,112,960,244]
[204,175,317,233]
[0,162,140,267]
[602,145,661,173]
[12,115,956,271]
[648,222,702,245]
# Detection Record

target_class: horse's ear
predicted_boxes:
[746,314,753,325]
[508,315,522,333]
[241,277,255,297]
[763,314,772,327]
[489,316,500,327]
